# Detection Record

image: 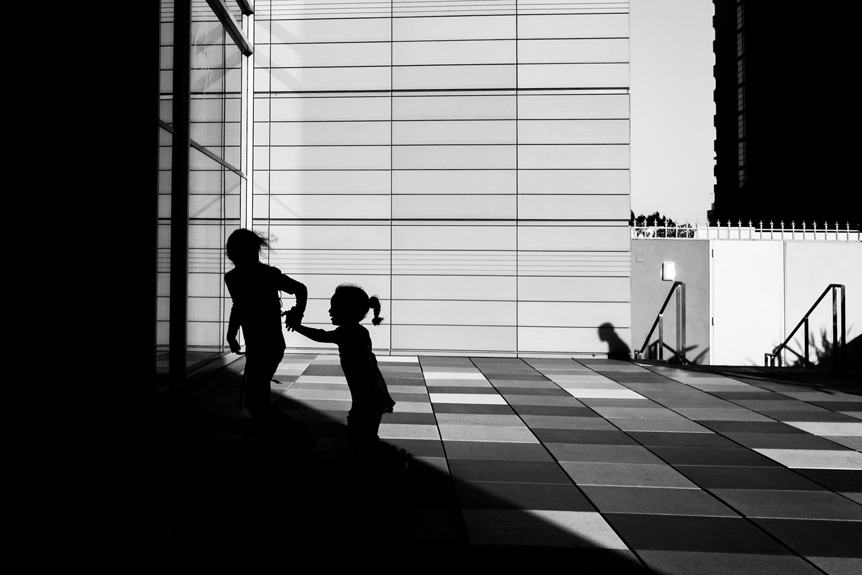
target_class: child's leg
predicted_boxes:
[345,409,383,457]
[244,350,309,443]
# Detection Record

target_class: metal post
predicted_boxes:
[658,314,664,361]
[840,285,846,374]
[804,318,809,367]
[677,282,686,364]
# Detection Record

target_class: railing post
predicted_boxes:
[841,285,846,373]
[676,282,686,364]
[804,318,809,367]
[658,314,664,361]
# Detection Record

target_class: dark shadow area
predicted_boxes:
[598,322,632,360]
[151,357,656,573]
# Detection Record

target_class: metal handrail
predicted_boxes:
[765,284,846,372]
[635,281,688,364]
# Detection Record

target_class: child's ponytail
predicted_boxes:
[369,296,384,326]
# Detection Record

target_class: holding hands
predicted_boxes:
[283,306,304,331]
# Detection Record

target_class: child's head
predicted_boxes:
[329,284,383,326]
[226,229,268,266]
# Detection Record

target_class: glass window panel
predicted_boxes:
[393,40,515,66]
[518,169,629,194]
[270,66,391,92]
[393,145,516,169]
[188,273,223,297]
[392,301,516,326]
[271,121,391,146]
[518,195,630,220]
[519,94,629,120]
[393,120,515,145]
[394,170,516,195]
[518,276,630,302]
[394,16,515,41]
[270,18,391,43]
[394,95,515,121]
[519,39,629,64]
[519,302,630,328]
[518,226,630,251]
[519,145,629,170]
[519,120,629,144]
[270,170,391,194]
[393,275,517,301]
[269,146,391,170]
[254,67,271,92]
[393,225,516,250]
[394,65,515,91]
[518,14,629,39]
[393,195,516,219]
[519,64,629,89]
[392,325,516,353]
[270,42,391,68]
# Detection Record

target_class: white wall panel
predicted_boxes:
[393,325,517,352]
[519,302,630,328]
[394,16,515,41]
[260,194,392,219]
[393,120,515,145]
[519,64,629,89]
[267,224,391,250]
[393,145,516,169]
[271,121,391,146]
[518,170,629,195]
[393,300,516,326]
[518,14,629,39]
[519,94,629,119]
[519,120,629,145]
[519,276,630,302]
[270,42,390,68]
[519,226,630,251]
[270,66,391,92]
[393,225,517,250]
[394,95,516,120]
[393,170,516,195]
[394,40,515,66]
[520,145,630,170]
[519,327,630,354]
[393,194,516,219]
[270,96,391,122]
[519,195,630,220]
[270,18,391,43]
[394,65,516,91]
[270,146,391,170]
[519,39,629,64]
[393,275,517,301]
[270,170,391,194]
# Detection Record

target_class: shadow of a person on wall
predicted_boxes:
[598,322,632,360]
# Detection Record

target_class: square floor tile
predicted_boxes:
[609,418,713,433]
[455,480,595,511]
[580,486,737,516]
[675,465,825,491]
[709,489,862,520]
[792,469,862,493]
[429,393,507,405]
[432,403,514,415]
[648,446,781,467]
[435,413,525,427]
[559,462,697,488]
[462,509,630,549]
[512,405,594,417]
[673,408,776,422]
[448,459,572,484]
[533,429,639,445]
[603,514,791,553]
[700,421,808,434]
[438,424,538,443]
[443,440,554,461]
[784,421,862,436]
[545,443,665,465]
[637,550,823,575]
[754,449,862,470]
[379,423,441,441]
[753,518,862,558]
[627,431,735,448]
[525,416,619,431]
[723,432,851,450]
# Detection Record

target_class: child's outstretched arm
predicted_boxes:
[290,323,339,344]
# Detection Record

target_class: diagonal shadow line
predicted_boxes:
[157,355,656,573]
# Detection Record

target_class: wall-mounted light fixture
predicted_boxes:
[662,261,676,281]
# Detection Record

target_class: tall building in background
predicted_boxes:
[254,0,632,357]
[711,1,857,228]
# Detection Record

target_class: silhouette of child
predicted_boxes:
[224,229,315,458]
[287,284,408,473]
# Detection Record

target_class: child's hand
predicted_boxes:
[283,307,303,331]
[227,336,242,354]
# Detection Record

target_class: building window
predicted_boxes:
[736,2,744,30]
[737,58,745,85]
[738,167,747,188]
[737,85,745,112]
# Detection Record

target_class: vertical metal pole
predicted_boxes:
[804,318,809,367]
[170,0,192,384]
[658,314,664,361]
[840,285,846,374]
[677,282,686,364]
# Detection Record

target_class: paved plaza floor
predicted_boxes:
[158,355,861,574]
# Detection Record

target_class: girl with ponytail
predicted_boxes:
[287,284,398,463]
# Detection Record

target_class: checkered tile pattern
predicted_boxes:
[184,355,862,573]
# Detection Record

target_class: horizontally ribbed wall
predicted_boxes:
[252,0,631,356]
